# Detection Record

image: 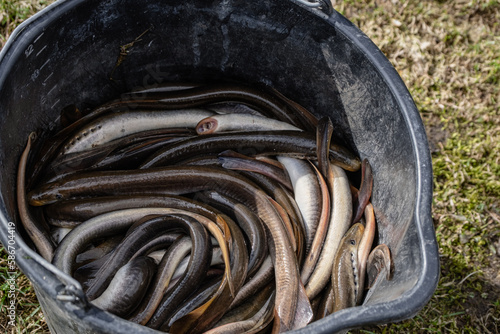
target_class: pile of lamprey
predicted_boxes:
[18,82,393,333]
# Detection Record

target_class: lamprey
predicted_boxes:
[91,256,157,318]
[277,156,322,254]
[305,163,352,299]
[356,202,376,304]
[17,133,54,261]
[62,109,213,154]
[195,114,301,134]
[130,220,211,325]
[101,83,313,129]
[316,116,334,180]
[219,150,293,191]
[300,163,331,285]
[139,130,360,171]
[366,244,394,290]
[353,158,373,223]
[332,223,365,312]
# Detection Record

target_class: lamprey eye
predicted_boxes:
[55,194,63,200]
[350,239,356,245]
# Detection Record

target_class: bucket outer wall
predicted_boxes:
[0,0,439,333]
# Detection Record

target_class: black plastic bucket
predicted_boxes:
[0,0,439,333]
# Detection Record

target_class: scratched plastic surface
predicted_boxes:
[0,0,439,333]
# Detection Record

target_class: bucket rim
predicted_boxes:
[0,1,439,333]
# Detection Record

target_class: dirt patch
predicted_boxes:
[421,112,449,153]
[461,281,500,334]
[484,237,500,287]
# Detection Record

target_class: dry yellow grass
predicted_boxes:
[1,0,500,333]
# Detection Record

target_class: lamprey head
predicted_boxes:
[28,183,65,206]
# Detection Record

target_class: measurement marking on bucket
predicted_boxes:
[25,44,34,58]
[40,59,50,70]
[31,59,51,82]
[36,45,48,58]
[41,60,51,71]
[51,99,61,109]
[47,84,58,96]
[43,72,54,84]
[31,69,40,81]
[25,33,45,58]
[34,32,45,44]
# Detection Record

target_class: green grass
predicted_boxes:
[1,0,500,333]
[0,247,48,333]
[1,0,53,47]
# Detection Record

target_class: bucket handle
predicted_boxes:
[293,0,333,15]
[1,218,88,308]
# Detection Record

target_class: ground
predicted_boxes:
[1,0,499,333]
